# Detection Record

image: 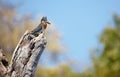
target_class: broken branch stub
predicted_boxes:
[7,31,47,77]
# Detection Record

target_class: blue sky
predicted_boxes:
[10,0,120,70]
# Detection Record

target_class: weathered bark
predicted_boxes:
[0,31,47,77]
[0,49,8,77]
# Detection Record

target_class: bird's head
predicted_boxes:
[41,16,51,26]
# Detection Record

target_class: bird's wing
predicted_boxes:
[31,24,42,33]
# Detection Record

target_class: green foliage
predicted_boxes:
[91,14,120,77]
[35,64,81,77]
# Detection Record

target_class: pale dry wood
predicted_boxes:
[0,49,8,77]
[0,31,47,77]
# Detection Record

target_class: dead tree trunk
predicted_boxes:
[0,49,8,77]
[0,31,47,77]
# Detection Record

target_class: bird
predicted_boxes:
[30,16,50,37]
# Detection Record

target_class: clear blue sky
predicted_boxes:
[10,0,120,70]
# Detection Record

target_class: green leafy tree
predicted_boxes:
[91,14,120,77]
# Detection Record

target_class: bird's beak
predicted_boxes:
[46,21,51,24]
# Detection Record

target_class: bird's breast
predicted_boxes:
[43,24,47,29]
